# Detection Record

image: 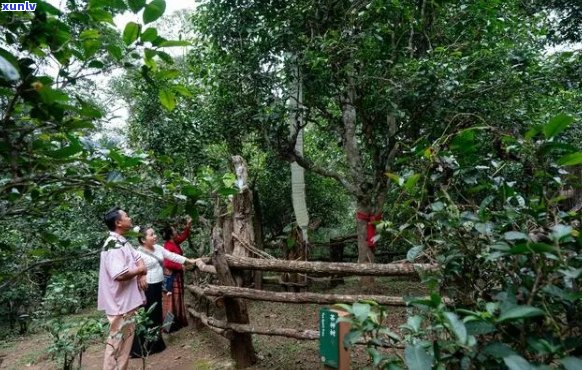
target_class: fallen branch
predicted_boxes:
[225,255,438,276]
[186,306,233,339]
[189,284,413,306]
[188,307,404,348]
[187,284,225,308]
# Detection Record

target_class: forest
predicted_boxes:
[0,0,581,369]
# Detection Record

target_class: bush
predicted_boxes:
[44,316,107,370]
[342,116,582,369]
[41,271,98,317]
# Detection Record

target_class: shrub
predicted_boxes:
[342,116,582,369]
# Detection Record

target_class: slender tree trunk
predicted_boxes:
[341,78,379,286]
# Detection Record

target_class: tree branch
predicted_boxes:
[289,150,358,195]
[0,250,101,290]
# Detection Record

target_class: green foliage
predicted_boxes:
[0,0,208,320]
[341,115,582,368]
[40,271,98,317]
[43,316,107,370]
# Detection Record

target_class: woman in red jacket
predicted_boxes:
[161,216,193,332]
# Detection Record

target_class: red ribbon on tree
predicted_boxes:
[356,211,382,250]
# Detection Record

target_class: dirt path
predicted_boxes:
[0,326,235,370]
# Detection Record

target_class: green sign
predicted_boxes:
[319,308,339,368]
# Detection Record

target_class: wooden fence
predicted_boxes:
[185,231,438,368]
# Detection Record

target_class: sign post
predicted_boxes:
[319,308,350,370]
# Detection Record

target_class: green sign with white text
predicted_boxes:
[319,308,339,368]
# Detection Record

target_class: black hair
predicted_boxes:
[161,225,174,241]
[103,207,122,231]
[137,225,151,245]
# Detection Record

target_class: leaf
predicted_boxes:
[122,22,140,45]
[551,224,573,241]
[141,27,158,42]
[465,320,496,335]
[529,243,560,254]
[498,306,545,322]
[430,201,444,212]
[88,60,104,69]
[156,50,174,64]
[343,330,362,347]
[159,40,191,47]
[144,48,157,61]
[406,315,422,333]
[503,231,528,241]
[543,113,574,139]
[78,99,103,118]
[217,187,237,196]
[83,39,100,58]
[159,203,176,218]
[503,355,536,370]
[157,69,180,79]
[508,243,557,255]
[525,126,540,140]
[481,342,517,359]
[159,89,176,111]
[143,0,166,24]
[404,174,420,192]
[406,245,424,262]
[444,312,467,344]
[352,302,371,322]
[47,138,83,159]
[79,29,100,40]
[558,267,582,279]
[128,0,146,12]
[38,86,70,104]
[475,222,493,235]
[386,172,403,186]
[182,185,201,198]
[558,152,582,166]
[561,357,582,370]
[41,232,60,243]
[36,1,62,14]
[173,85,192,97]
[88,9,114,24]
[106,171,124,183]
[0,48,20,81]
[107,44,123,60]
[404,345,433,370]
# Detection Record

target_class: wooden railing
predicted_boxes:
[186,229,438,368]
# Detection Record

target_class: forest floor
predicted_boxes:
[0,277,426,370]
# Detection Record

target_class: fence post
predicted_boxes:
[212,225,257,368]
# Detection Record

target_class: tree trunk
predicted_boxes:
[223,216,234,254]
[282,226,307,290]
[232,155,254,287]
[211,226,257,368]
[357,202,376,286]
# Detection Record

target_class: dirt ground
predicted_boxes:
[0,277,425,369]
